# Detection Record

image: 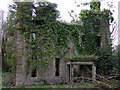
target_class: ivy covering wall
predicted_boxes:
[3,1,116,75]
[6,2,82,74]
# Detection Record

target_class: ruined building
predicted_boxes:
[3,1,112,86]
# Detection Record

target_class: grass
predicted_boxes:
[14,81,95,88]
[2,72,119,89]
[25,80,120,88]
[99,79,120,87]
[2,80,120,89]
[2,72,15,87]
[66,55,97,61]
[94,79,120,89]
[67,55,96,58]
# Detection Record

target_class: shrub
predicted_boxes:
[95,46,113,75]
[2,72,15,86]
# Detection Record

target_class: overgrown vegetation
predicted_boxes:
[5,1,82,73]
[2,0,119,88]
[3,80,120,89]
[79,1,116,75]
[2,72,15,86]
[67,55,95,58]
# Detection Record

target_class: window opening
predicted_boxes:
[55,58,60,76]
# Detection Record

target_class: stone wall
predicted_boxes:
[15,21,110,85]
[99,20,111,47]
[22,37,78,85]
[16,30,26,86]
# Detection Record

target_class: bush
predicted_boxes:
[2,72,15,86]
[95,46,113,75]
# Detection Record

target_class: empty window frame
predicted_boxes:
[81,35,85,46]
[96,36,101,47]
[31,69,37,77]
[31,54,37,77]
[55,58,60,76]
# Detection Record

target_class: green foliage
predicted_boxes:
[25,81,95,88]
[34,2,59,22]
[80,9,101,54]
[79,3,114,75]
[51,22,81,55]
[67,55,95,58]
[6,1,115,76]
[7,1,70,73]
[118,47,120,74]
[3,39,16,73]
[2,72,15,86]
[112,47,120,74]
[95,46,113,75]
[90,0,101,11]
[25,55,31,74]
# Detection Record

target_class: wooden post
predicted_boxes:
[70,64,74,83]
[81,65,84,83]
[69,64,71,83]
[92,63,96,81]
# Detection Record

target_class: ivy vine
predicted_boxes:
[6,1,114,75]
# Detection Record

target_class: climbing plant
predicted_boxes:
[2,37,16,73]
[5,0,114,76]
[79,1,113,55]
[79,1,114,75]
[6,1,82,74]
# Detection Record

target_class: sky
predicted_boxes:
[0,0,119,46]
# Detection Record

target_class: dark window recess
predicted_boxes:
[34,20,45,25]
[96,36,101,47]
[81,35,85,46]
[31,57,37,77]
[68,65,70,78]
[55,58,60,76]
[31,69,37,77]
[31,54,37,77]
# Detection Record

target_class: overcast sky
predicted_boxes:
[0,0,119,46]
[0,0,119,21]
